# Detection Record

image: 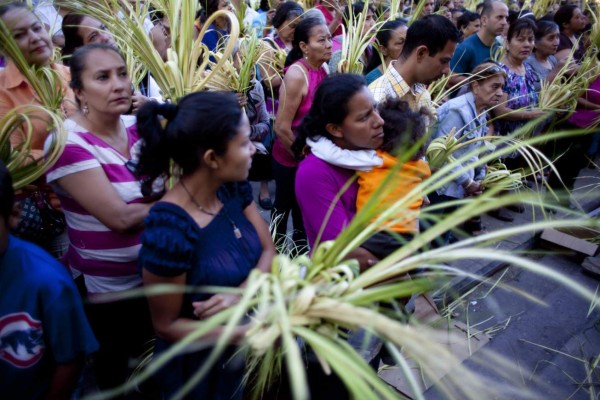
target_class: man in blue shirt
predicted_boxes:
[449,0,508,81]
[0,162,98,399]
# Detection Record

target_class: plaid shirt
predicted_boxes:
[368,61,436,123]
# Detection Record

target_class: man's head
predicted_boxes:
[480,0,508,37]
[400,15,460,84]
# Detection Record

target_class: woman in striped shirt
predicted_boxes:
[45,44,163,393]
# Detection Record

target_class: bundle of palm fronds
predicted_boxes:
[64,0,239,102]
[94,120,600,400]
[337,1,386,74]
[481,161,523,190]
[205,32,270,94]
[0,15,67,188]
[532,0,558,19]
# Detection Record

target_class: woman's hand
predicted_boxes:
[131,94,151,114]
[237,93,248,108]
[463,179,482,196]
[192,293,241,319]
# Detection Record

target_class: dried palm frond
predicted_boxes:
[0,105,67,189]
[205,31,269,94]
[64,0,239,103]
[532,0,558,19]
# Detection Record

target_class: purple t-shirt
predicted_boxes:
[295,153,358,249]
[569,76,600,129]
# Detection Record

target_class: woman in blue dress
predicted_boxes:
[136,91,276,399]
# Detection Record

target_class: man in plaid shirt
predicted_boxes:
[369,14,460,123]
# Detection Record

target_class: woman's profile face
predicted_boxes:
[2,7,53,66]
[215,112,256,182]
[331,87,384,150]
[277,15,300,43]
[78,17,116,47]
[381,25,407,61]
[75,49,132,116]
[301,24,333,64]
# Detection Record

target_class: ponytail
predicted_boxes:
[137,91,243,178]
[136,101,175,183]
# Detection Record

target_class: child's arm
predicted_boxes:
[307,136,382,171]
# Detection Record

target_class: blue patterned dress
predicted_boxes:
[493,62,540,136]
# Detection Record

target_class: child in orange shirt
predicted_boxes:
[357,99,431,259]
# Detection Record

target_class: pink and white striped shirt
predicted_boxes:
[46,116,159,293]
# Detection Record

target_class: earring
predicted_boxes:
[82,104,89,116]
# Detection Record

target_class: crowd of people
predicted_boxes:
[0,0,598,398]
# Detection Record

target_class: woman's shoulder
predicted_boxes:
[140,202,199,274]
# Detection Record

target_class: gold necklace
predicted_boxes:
[180,180,220,216]
[180,180,243,239]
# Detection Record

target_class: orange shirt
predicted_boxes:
[0,61,76,206]
[0,61,76,156]
[356,150,431,233]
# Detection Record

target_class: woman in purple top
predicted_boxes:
[272,17,331,251]
[293,74,385,270]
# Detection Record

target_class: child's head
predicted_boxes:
[377,98,429,160]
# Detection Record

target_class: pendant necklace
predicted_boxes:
[180,180,242,239]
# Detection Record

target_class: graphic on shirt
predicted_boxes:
[0,313,44,368]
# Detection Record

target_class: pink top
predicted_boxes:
[273,58,328,167]
[569,76,600,129]
[295,153,358,249]
[45,116,161,292]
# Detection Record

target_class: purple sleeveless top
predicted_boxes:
[273,58,328,167]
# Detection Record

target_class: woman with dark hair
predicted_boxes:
[201,0,234,52]
[494,18,545,139]
[61,13,162,110]
[271,17,331,250]
[266,1,304,51]
[259,1,304,104]
[554,4,587,61]
[526,20,561,89]
[329,1,376,73]
[44,43,161,393]
[364,18,407,84]
[456,10,480,40]
[293,73,383,265]
[136,91,275,399]
[0,2,76,256]
[491,18,545,221]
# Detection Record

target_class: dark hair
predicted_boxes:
[69,44,126,105]
[400,15,460,59]
[272,1,304,29]
[259,0,270,12]
[61,13,86,64]
[535,20,559,40]
[457,10,480,31]
[377,98,428,159]
[365,18,407,73]
[506,17,536,41]
[285,17,325,67]
[342,2,374,29]
[554,5,578,31]
[137,91,243,181]
[293,74,367,158]
[0,160,13,222]
[206,0,222,18]
[0,2,28,19]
